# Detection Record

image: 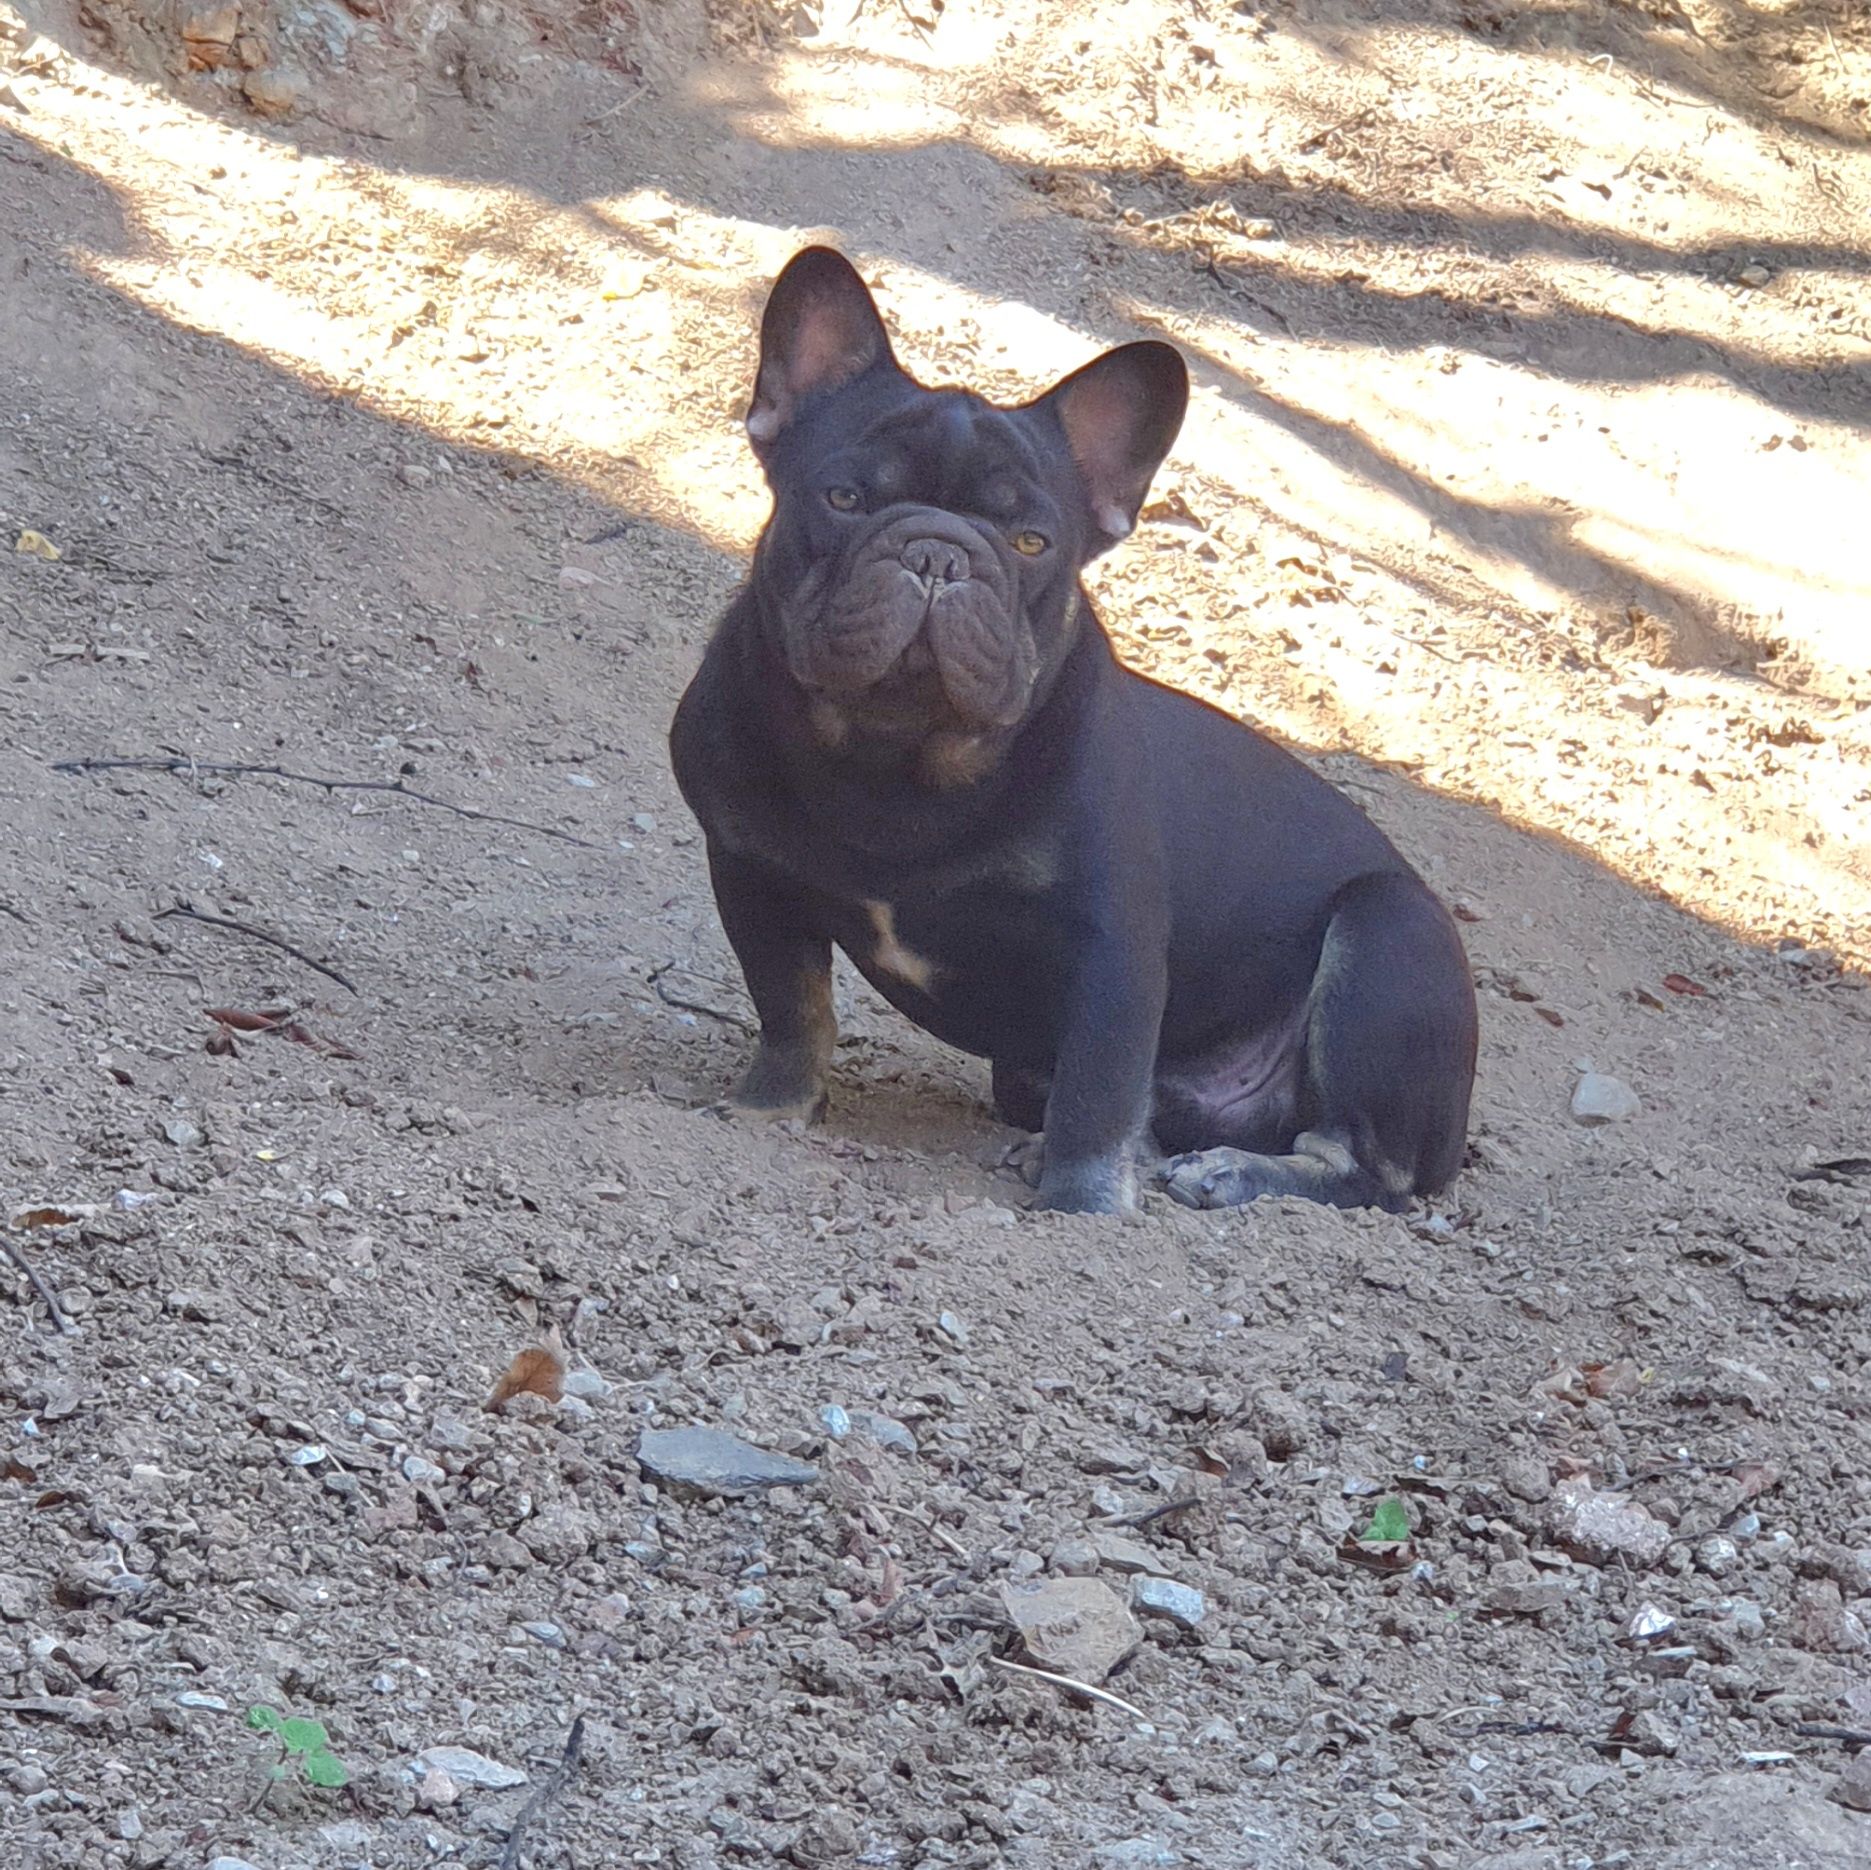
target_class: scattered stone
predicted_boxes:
[790,1809,861,1865]
[1091,1844,1183,1867]
[1696,1534,1741,1578]
[819,1403,852,1439]
[1571,1071,1641,1125]
[1132,1576,1206,1629]
[411,1747,526,1791]
[1090,1531,1162,1576]
[1546,1478,1670,1568]
[1737,263,1772,289]
[520,1620,565,1648]
[1500,1455,1552,1504]
[401,1455,445,1486]
[398,463,433,488]
[160,1117,204,1149]
[1794,1579,1868,1654]
[636,1427,820,1496]
[1049,1537,1099,1578]
[9,1763,49,1795]
[243,67,305,117]
[1619,1709,1679,1756]
[1484,1563,1575,1617]
[935,1310,971,1349]
[518,1502,601,1565]
[1829,1752,1871,1812]
[1627,1602,1676,1641]
[1000,1576,1141,1682]
[848,1409,916,1454]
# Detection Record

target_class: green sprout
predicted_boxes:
[1359,1497,1411,1544]
[248,1704,350,1790]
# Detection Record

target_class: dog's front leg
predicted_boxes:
[706,843,836,1124]
[1033,934,1166,1215]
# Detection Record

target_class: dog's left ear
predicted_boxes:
[1032,341,1188,547]
[747,247,898,452]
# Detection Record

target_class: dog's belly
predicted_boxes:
[1151,1001,1310,1155]
[835,893,1060,1063]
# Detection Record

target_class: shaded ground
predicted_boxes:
[2,2,1870,1867]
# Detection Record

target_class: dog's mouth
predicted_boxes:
[778,508,1039,731]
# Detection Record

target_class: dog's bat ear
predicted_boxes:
[746,248,898,453]
[1030,341,1188,550]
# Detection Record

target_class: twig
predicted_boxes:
[647,963,756,1032]
[1105,1495,1203,1531]
[155,901,359,995]
[986,1656,1153,1726]
[0,1237,77,1336]
[1795,1722,1871,1748]
[51,756,601,850]
[498,1715,587,1870]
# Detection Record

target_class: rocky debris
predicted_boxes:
[1829,1752,1871,1813]
[1000,1577,1141,1682]
[636,1427,819,1496]
[1132,1576,1206,1630]
[1546,1478,1672,1568]
[1090,1530,1162,1575]
[1483,1562,1576,1617]
[1571,1071,1641,1125]
[411,1746,526,1791]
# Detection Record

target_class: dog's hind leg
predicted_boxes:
[1158,872,1476,1213]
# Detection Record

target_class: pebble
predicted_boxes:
[1049,1538,1099,1578]
[1627,1602,1676,1641]
[1001,1576,1140,1682]
[1132,1576,1207,1629]
[819,1403,852,1439]
[1570,1071,1641,1125]
[848,1408,916,1454]
[520,1620,565,1648]
[398,463,432,487]
[1737,263,1772,289]
[1484,1569,1575,1617]
[629,812,657,833]
[1090,1531,1162,1576]
[1621,1709,1680,1756]
[402,1455,446,1486]
[636,1427,820,1496]
[1545,1477,1670,1568]
[174,1691,229,1710]
[1830,1752,1871,1812]
[1696,1534,1741,1578]
[161,1117,204,1149]
[411,1747,527,1790]
[518,1502,601,1565]
[9,1764,49,1796]
[209,1859,262,1870]
[936,1310,971,1348]
[561,1367,610,1401]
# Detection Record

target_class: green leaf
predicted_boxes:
[247,1705,285,1734]
[303,1748,350,1789]
[279,1717,331,1755]
[1360,1498,1410,1544]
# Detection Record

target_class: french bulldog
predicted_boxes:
[669,247,1477,1215]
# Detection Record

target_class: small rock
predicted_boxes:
[1500,1455,1552,1504]
[1696,1534,1740,1578]
[415,1767,459,1809]
[1545,1478,1670,1568]
[402,1455,446,1486]
[848,1409,916,1454]
[208,1860,262,1870]
[1829,1752,1871,1812]
[398,463,433,488]
[1737,263,1772,289]
[520,1620,565,1648]
[1626,1602,1676,1641]
[1090,1531,1162,1576]
[629,812,657,834]
[1132,1576,1206,1629]
[1570,1072,1640,1126]
[935,1310,971,1348]
[1484,1564,1575,1617]
[412,1746,526,1791]
[1090,1844,1183,1867]
[790,1809,860,1864]
[561,1367,610,1401]
[518,1502,601,1566]
[243,67,304,117]
[1620,1709,1679,1756]
[161,1117,204,1149]
[819,1404,852,1439]
[9,1763,50,1796]
[1049,1538,1099,1578]
[1000,1576,1140,1682]
[636,1427,819,1496]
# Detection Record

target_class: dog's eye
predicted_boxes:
[1011,529,1050,557]
[826,486,861,512]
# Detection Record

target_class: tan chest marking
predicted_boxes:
[864,900,939,993]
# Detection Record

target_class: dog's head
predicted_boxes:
[742,248,1187,757]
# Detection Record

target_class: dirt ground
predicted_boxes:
[2,1,1870,1865]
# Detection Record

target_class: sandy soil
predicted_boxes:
[2,2,1870,1866]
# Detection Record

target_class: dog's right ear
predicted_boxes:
[746,248,898,453]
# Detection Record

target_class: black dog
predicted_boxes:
[670,248,1476,1215]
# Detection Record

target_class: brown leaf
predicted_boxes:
[1583,1358,1646,1401]
[2,1457,38,1484]
[1338,1533,1415,1573]
[205,1007,293,1032]
[10,1206,86,1230]
[486,1341,566,1411]
[1535,1006,1565,1027]
[1662,974,1709,998]
[1732,1461,1781,1501]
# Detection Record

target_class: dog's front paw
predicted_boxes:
[728,1046,829,1125]
[1034,1153,1138,1216]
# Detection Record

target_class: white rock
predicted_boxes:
[411,1746,526,1790]
[1571,1071,1641,1125]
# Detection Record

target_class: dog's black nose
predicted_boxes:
[901,538,970,588]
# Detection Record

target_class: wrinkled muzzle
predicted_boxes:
[778,510,1039,729]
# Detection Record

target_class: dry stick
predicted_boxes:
[1795,1722,1871,1748]
[498,1715,587,1870]
[155,902,359,996]
[986,1656,1153,1727]
[646,963,756,1032]
[0,1238,77,1336]
[51,756,602,851]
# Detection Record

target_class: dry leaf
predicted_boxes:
[15,529,61,561]
[1662,973,1709,998]
[1732,1461,1781,1501]
[10,1205,88,1230]
[206,1007,293,1032]
[486,1340,566,1411]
